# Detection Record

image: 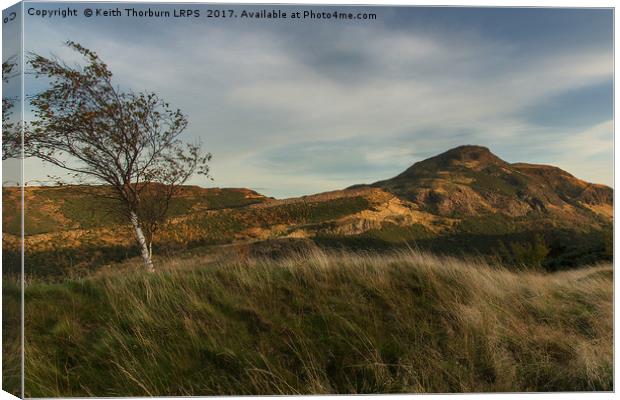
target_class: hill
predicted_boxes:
[2,185,268,236]
[366,145,612,222]
[2,145,613,278]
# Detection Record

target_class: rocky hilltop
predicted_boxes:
[365,145,612,220]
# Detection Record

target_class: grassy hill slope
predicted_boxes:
[3,250,612,396]
[2,185,268,236]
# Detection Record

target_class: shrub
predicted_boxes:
[496,234,549,269]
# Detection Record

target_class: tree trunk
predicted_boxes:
[129,210,155,272]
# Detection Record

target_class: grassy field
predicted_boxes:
[2,249,613,396]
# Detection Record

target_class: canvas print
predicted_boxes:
[1,2,614,397]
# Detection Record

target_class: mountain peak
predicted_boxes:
[443,144,491,156]
[389,145,506,181]
[366,144,612,219]
[433,145,506,166]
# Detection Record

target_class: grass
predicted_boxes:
[2,249,612,396]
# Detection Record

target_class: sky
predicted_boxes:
[2,2,614,198]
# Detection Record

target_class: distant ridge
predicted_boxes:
[359,145,612,219]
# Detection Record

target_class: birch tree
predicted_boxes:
[22,41,211,271]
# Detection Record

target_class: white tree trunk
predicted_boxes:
[129,211,155,272]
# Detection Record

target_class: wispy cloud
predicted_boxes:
[17,5,613,197]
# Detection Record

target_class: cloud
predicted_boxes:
[17,6,614,197]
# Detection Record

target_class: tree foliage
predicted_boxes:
[17,41,211,270]
[2,55,19,161]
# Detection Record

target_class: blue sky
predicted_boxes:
[4,3,614,198]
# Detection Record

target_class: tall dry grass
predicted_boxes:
[3,249,613,396]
